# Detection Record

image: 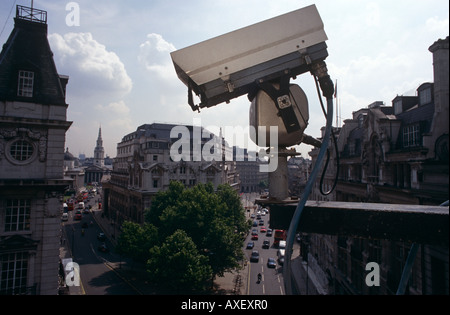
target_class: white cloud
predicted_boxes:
[96,100,130,115]
[138,33,177,81]
[49,32,133,98]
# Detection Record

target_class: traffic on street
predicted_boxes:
[61,189,138,295]
[244,207,285,295]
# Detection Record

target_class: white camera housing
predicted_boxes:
[171,4,328,110]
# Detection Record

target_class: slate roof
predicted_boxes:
[0,16,68,105]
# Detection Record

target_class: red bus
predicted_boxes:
[273,229,287,247]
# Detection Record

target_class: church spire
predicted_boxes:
[94,125,105,167]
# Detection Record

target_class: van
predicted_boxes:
[62,213,69,221]
[279,240,286,249]
[277,249,285,259]
[77,202,84,209]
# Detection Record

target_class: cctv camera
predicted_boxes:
[249,83,309,148]
[170,4,329,111]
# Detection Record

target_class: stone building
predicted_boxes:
[304,37,448,294]
[0,6,72,295]
[102,123,240,225]
[234,147,268,193]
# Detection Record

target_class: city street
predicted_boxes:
[243,208,285,295]
[62,196,137,295]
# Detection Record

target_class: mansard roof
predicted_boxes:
[0,15,68,105]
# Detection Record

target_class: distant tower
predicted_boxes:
[94,126,105,167]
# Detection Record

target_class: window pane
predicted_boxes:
[17,71,34,97]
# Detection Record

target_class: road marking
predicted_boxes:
[247,261,251,295]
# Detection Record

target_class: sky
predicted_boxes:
[0,0,448,159]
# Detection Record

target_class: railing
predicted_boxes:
[16,5,47,24]
[259,200,449,246]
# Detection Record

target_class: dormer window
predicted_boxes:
[17,70,34,97]
[419,87,432,106]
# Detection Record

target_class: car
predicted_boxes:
[251,229,258,235]
[250,214,255,219]
[97,232,106,241]
[252,220,258,227]
[251,234,259,240]
[266,229,273,237]
[250,250,259,262]
[278,256,285,266]
[83,208,90,214]
[74,210,82,220]
[259,220,264,226]
[260,226,267,233]
[246,242,255,249]
[98,242,109,253]
[267,258,277,268]
[61,213,69,221]
[262,239,270,249]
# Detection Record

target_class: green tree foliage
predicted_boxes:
[147,230,212,293]
[118,181,247,292]
[116,221,158,263]
[146,181,246,278]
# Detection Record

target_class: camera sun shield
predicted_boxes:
[171,4,328,110]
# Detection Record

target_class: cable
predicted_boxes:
[0,0,17,39]
[396,199,449,295]
[283,96,334,295]
[314,76,340,196]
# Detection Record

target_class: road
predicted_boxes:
[62,196,137,295]
[244,210,285,295]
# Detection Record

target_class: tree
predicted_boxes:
[116,221,158,263]
[145,181,246,278]
[147,230,212,293]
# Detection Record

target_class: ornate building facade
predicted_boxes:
[304,37,448,295]
[0,6,72,295]
[102,123,240,225]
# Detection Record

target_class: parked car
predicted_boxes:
[250,250,259,262]
[267,257,277,268]
[246,242,255,249]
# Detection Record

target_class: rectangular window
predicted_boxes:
[403,124,420,148]
[5,199,31,232]
[17,71,34,97]
[0,252,29,295]
[419,88,432,106]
